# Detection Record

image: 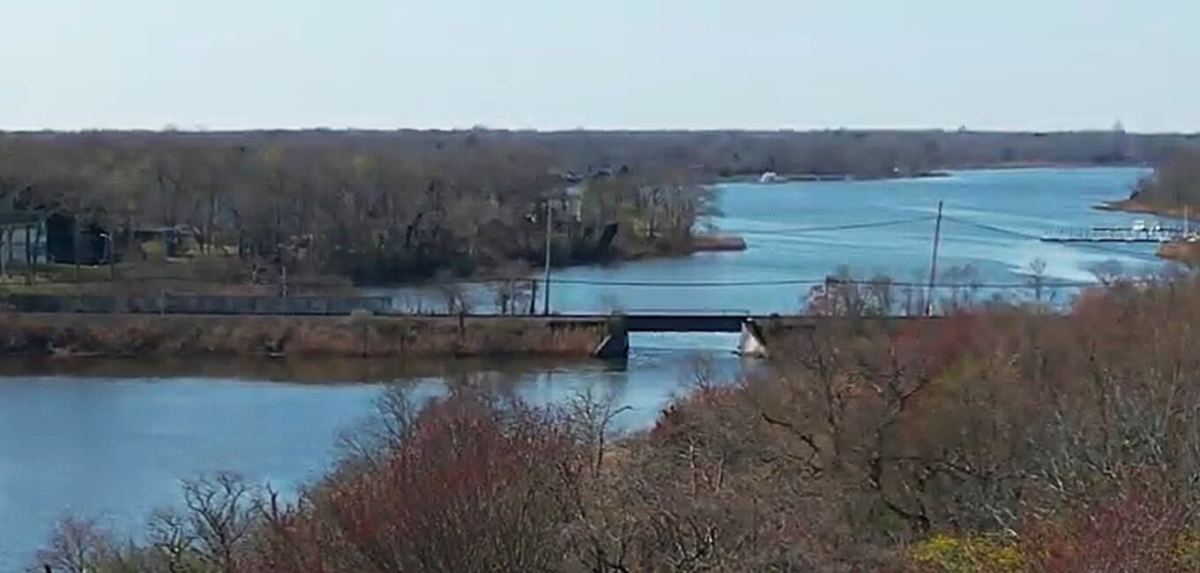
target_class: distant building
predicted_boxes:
[0,212,48,272]
[45,213,110,265]
[132,225,199,258]
[563,184,586,221]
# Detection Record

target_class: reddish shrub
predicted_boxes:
[259,394,582,572]
[1021,477,1193,572]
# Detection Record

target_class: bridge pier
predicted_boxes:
[591,316,629,359]
[591,315,772,360]
[738,319,769,358]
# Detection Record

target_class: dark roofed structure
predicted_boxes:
[0,211,47,275]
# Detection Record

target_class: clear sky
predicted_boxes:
[1,0,1196,132]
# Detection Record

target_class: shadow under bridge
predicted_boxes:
[591,309,769,359]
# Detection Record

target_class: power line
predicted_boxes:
[383,211,1165,291]
[547,277,1099,289]
[940,215,1163,263]
[549,277,825,287]
[719,215,937,235]
[716,212,1163,265]
[939,215,1053,240]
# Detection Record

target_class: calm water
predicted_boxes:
[547,167,1161,312]
[0,168,1164,569]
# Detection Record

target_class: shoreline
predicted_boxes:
[1096,198,1199,264]
[1,232,747,297]
[716,171,950,184]
[366,232,747,289]
[1096,198,1191,221]
[1157,241,1200,264]
[715,162,1145,185]
[0,312,613,361]
[954,160,1147,171]
[0,353,596,383]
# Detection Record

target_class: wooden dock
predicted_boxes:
[1041,222,1189,244]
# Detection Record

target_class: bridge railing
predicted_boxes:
[607,308,751,316]
[1,293,396,316]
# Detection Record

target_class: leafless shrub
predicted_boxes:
[36,516,118,573]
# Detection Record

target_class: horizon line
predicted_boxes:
[2,126,1198,136]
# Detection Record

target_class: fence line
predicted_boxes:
[3,293,397,316]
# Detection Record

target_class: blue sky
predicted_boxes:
[1,0,1196,131]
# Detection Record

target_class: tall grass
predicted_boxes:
[0,314,607,359]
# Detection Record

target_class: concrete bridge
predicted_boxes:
[557,311,895,359]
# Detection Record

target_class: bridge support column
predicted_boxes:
[592,315,629,359]
[738,319,768,358]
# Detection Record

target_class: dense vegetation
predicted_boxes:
[1,128,1193,287]
[37,273,1200,572]
[1130,146,1200,208]
[0,131,712,285]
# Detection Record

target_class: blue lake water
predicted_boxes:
[0,167,1166,569]
[547,167,1161,312]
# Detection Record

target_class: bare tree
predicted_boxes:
[567,387,632,477]
[36,516,116,573]
[181,473,257,572]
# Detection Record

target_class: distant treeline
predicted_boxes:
[1,128,1196,283]
[5,127,1191,176]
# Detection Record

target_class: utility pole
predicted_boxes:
[25,223,33,286]
[101,232,115,281]
[925,201,944,317]
[1186,205,1190,238]
[542,198,553,316]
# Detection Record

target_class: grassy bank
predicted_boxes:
[0,313,608,359]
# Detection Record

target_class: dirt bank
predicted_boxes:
[0,313,610,360]
[690,234,748,252]
[1097,198,1191,220]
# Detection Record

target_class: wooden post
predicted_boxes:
[0,227,9,279]
[542,199,553,316]
[528,279,538,315]
[106,233,115,281]
[25,224,33,285]
[30,219,42,285]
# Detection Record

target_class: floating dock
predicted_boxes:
[1041,220,1190,244]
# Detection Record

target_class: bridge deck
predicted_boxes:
[622,314,747,332]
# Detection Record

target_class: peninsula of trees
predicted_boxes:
[1122,147,1200,214]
